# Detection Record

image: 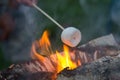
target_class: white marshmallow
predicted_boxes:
[61,27,81,47]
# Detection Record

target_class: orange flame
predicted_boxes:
[31,30,81,74]
[39,31,51,50]
[56,45,79,73]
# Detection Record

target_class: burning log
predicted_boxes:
[0,53,120,80]
[0,34,120,80]
[0,60,55,80]
[57,56,120,80]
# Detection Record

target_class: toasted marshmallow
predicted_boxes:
[61,27,81,47]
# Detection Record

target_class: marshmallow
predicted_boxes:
[61,27,81,47]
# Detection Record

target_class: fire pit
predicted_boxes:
[0,32,120,80]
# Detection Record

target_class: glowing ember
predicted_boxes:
[31,30,81,74]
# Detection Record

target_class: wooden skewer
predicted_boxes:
[33,4,81,47]
[33,3,64,30]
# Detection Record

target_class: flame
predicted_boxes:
[37,31,53,56]
[31,30,81,74]
[56,45,79,73]
[39,30,51,49]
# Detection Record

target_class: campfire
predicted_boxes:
[0,33,120,80]
[31,30,81,75]
[0,3,120,80]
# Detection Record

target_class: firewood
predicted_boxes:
[57,56,120,80]
[0,45,119,80]
[75,45,120,63]
[0,60,55,80]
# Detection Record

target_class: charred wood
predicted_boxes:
[0,60,55,80]
[57,56,120,80]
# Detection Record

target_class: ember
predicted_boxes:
[31,30,81,74]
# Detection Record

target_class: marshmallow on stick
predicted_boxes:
[61,27,81,47]
[33,4,81,47]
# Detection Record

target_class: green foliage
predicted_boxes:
[39,0,84,26]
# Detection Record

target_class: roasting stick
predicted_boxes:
[33,3,81,47]
[33,3,64,30]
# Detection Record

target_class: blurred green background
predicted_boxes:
[1,0,120,70]
[0,46,11,70]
